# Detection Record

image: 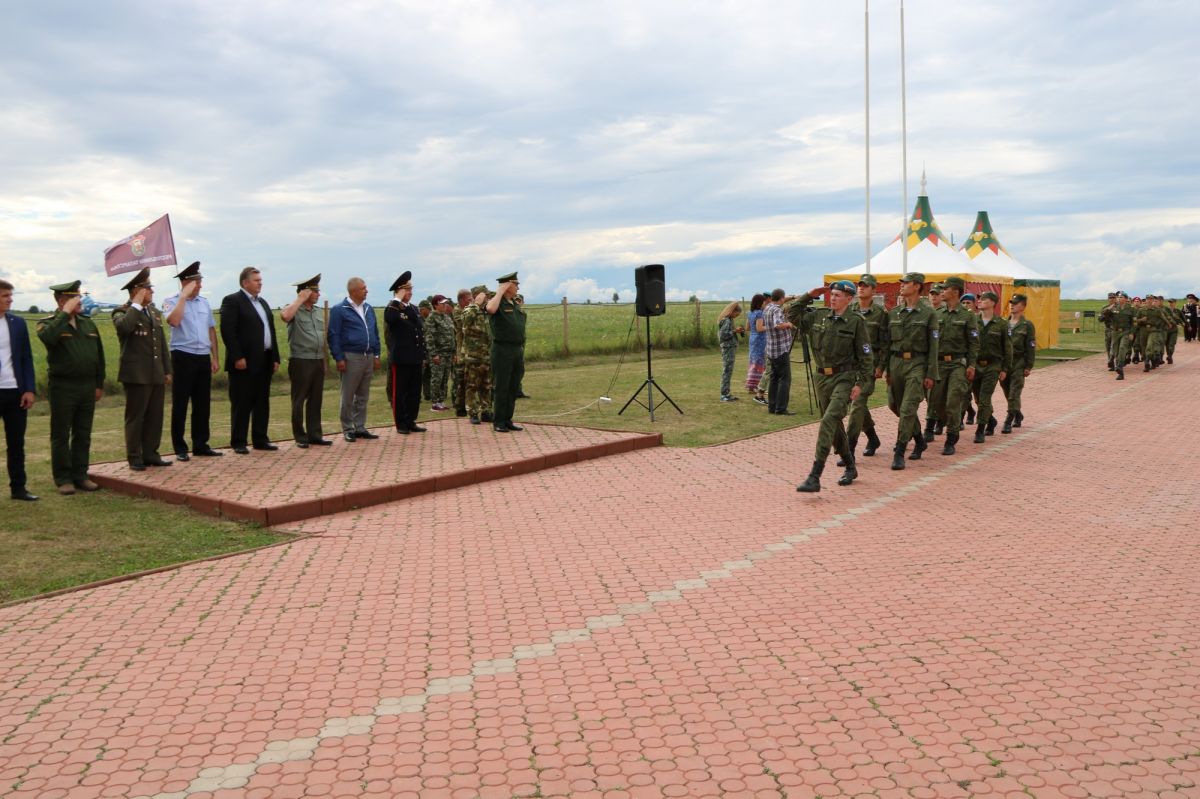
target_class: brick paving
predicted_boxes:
[86,422,660,525]
[2,348,1199,799]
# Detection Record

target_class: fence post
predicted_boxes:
[561,297,569,355]
[694,298,702,346]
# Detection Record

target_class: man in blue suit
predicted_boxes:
[0,279,38,501]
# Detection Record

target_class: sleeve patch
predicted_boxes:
[932,330,939,339]
[970,330,978,337]
[863,344,872,353]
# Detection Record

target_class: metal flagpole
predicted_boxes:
[865,0,872,275]
[899,0,909,276]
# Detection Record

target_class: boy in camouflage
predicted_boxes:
[425,295,457,410]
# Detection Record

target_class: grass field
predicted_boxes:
[2,299,1110,604]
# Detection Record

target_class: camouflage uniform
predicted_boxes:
[452,304,467,414]
[424,310,456,405]
[460,298,492,420]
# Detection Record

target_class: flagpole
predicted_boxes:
[865,0,872,276]
[899,0,909,277]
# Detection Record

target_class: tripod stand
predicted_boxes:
[619,315,683,421]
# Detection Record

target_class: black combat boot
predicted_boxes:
[836,437,858,467]
[909,432,927,460]
[1014,411,1024,428]
[941,431,959,455]
[973,423,986,443]
[965,404,976,425]
[934,419,945,435]
[1168,354,1174,364]
[837,455,858,486]
[862,426,881,456]
[1001,412,1014,434]
[1116,366,1125,380]
[891,443,907,470]
[796,460,824,493]
[922,419,937,443]
[986,416,997,436]
[1132,353,1140,364]
[1144,360,1151,372]
[1107,358,1115,371]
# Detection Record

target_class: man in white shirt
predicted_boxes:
[0,279,38,500]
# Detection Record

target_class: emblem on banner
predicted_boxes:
[130,235,146,257]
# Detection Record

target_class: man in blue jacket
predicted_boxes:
[327,277,381,442]
[0,279,38,501]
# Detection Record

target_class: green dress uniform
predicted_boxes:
[488,275,527,432]
[1133,304,1150,362]
[1099,296,1117,368]
[970,311,1013,442]
[845,296,888,457]
[1108,299,1135,378]
[929,299,980,454]
[112,287,173,468]
[1165,303,1183,361]
[886,275,940,468]
[37,296,105,488]
[1001,315,1036,430]
[790,287,873,491]
[461,291,492,422]
[1146,301,1168,368]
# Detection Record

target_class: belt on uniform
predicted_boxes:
[890,351,924,360]
[977,359,992,366]
[940,353,964,362]
[817,365,852,376]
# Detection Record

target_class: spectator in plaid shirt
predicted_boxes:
[764,288,796,415]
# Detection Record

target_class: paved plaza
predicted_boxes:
[2,348,1199,799]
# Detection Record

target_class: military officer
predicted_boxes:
[461,285,493,424]
[927,277,979,456]
[788,281,873,492]
[840,274,887,463]
[886,273,939,470]
[38,281,106,494]
[1001,293,1036,433]
[383,271,427,433]
[970,291,1012,443]
[162,261,221,460]
[112,268,173,471]
[280,274,331,447]
[425,295,457,411]
[1131,297,1148,363]
[486,272,526,433]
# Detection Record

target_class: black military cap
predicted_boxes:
[120,268,153,292]
[175,261,202,281]
[1187,293,1198,300]
[293,273,321,292]
[497,271,518,283]
[389,271,413,292]
[49,280,82,296]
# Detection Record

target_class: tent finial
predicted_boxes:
[920,165,927,196]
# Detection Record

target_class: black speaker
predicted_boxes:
[635,264,666,317]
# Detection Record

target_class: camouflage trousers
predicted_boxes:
[429,355,452,404]
[845,373,877,444]
[971,365,1002,427]
[930,363,969,433]
[452,361,466,411]
[813,372,853,462]
[719,344,736,397]
[464,359,492,416]
[1001,369,1026,414]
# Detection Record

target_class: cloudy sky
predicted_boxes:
[2,0,1198,306]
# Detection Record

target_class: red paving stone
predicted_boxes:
[86,420,660,524]
[2,348,1200,799]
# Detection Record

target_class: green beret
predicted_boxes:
[899,272,925,284]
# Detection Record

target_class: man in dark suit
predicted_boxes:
[0,279,38,500]
[112,268,173,471]
[220,266,281,454]
[383,271,427,433]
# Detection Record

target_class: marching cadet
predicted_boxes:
[1165,298,1183,362]
[1107,291,1135,379]
[112,268,173,471]
[959,292,978,425]
[486,272,527,432]
[789,281,873,492]
[1135,295,1162,371]
[1131,297,1147,363]
[460,285,493,425]
[928,277,978,456]
[1001,293,1036,433]
[38,281,106,494]
[839,274,887,463]
[886,273,939,470]
[1099,292,1118,370]
[970,291,1012,443]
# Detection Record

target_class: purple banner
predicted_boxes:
[104,214,177,277]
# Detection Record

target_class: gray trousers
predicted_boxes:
[339,352,374,434]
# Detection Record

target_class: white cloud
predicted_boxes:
[555,278,630,303]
